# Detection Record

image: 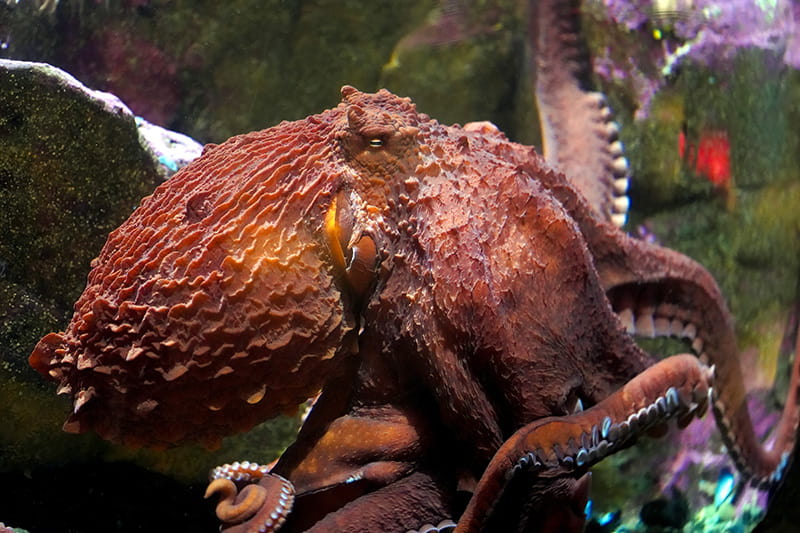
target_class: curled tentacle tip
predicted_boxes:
[206,478,270,526]
[208,473,296,532]
[205,477,236,501]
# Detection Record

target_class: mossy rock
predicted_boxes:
[0,61,166,472]
[0,60,162,311]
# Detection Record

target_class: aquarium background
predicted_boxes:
[1,0,799,531]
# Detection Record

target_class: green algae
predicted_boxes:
[0,63,161,312]
[379,0,536,143]
[147,0,439,142]
[1,1,538,143]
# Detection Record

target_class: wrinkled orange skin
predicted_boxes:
[30,95,362,447]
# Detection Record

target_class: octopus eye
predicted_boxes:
[368,138,384,148]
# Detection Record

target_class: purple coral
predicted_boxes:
[603,0,654,31]
[602,0,797,68]
[597,0,799,117]
[670,0,797,71]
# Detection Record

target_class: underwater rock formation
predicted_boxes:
[0,58,301,531]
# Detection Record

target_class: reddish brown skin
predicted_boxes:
[30,85,800,532]
[29,2,800,532]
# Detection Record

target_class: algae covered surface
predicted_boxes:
[0,59,162,470]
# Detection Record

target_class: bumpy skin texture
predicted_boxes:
[30,108,360,447]
[30,2,800,532]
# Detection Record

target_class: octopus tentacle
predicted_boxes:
[205,472,295,533]
[454,354,713,533]
[206,480,267,524]
[534,0,630,226]
[286,471,457,533]
[525,161,800,487]
[594,230,800,487]
[272,407,428,495]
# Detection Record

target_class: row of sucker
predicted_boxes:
[710,329,799,488]
[406,519,457,533]
[205,471,295,533]
[533,0,631,228]
[211,461,271,483]
[452,354,714,533]
[593,92,631,228]
[615,299,708,364]
[507,371,711,481]
[618,300,788,486]
[610,278,800,489]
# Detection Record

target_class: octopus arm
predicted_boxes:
[454,354,714,533]
[615,244,800,487]
[290,471,457,533]
[523,161,800,486]
[534,150,800,488]
[533,0,630,227]
[208,391,456,532]
[274,410,425,495]
[205,472,295,533]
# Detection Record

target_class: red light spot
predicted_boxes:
[679,129,731,187]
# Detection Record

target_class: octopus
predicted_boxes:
[28,1,800,532]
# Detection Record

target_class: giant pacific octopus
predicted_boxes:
[29,1,800,532]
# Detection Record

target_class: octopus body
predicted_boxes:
[29,1,800,532]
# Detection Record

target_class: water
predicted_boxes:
[0,1,798,531]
